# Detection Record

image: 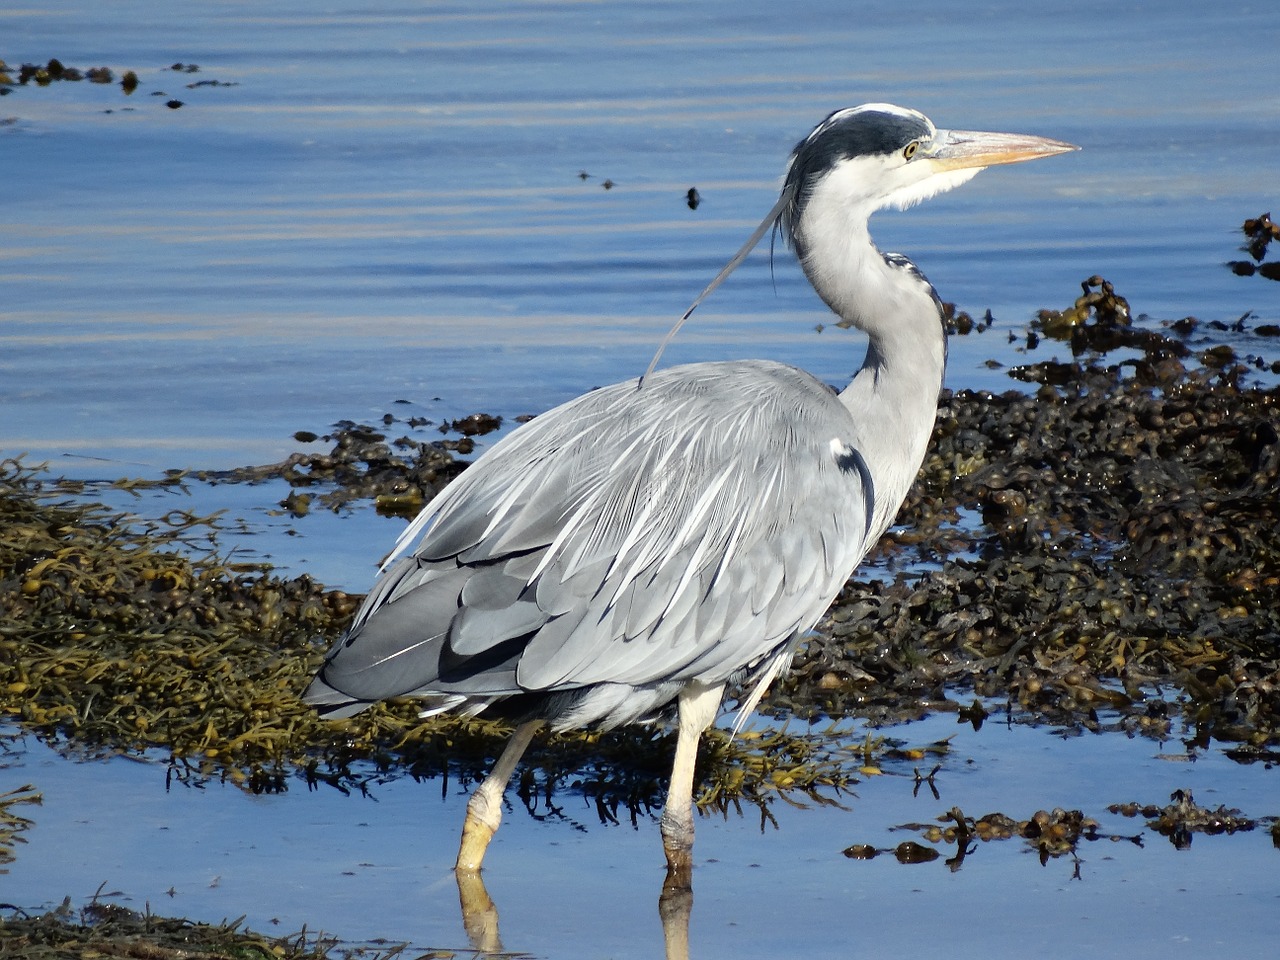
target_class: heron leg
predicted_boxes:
[659,681,724,889]
[456,719,543,872]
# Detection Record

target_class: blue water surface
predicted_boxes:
[2,2,1278,957]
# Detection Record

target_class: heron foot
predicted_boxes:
[660,807,695,890]
[453,720,542,872]
[456,801,498,872]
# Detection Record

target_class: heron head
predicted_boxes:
[649,104,1076,380]
[779,103,1078,253]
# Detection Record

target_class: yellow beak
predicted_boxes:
[927,129,1079,170]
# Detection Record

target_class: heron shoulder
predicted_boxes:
[467,358,862,504]
[378,359,862,577]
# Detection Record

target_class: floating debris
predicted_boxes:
[1109,788,1258,849]
[686,187,701,210]
[849,804,1144,874]
[1227,212,1280,281]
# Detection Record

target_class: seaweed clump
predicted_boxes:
[0,58,140,97]
[9,59,119,87]
[845,804,1112,871]
[1227,212,1280,281]
[195,417,475,517]
[0,457,877,813]
[1109,787,1258,849]
[0,901,339,960]
[781,277,1280,750]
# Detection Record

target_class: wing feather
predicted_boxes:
[309,360,877,725]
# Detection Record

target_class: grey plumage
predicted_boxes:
[306,360,869,729]
[302,102,1076,876]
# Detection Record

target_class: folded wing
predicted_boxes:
[305,360,874,726]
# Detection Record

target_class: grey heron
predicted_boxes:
[304,103,1076,881]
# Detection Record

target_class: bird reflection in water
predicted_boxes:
[454,868,695,960]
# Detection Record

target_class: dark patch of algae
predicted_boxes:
[782,276,1280,757]
[843,788,1279,878]
[0,462,872,821]
[3,276,1280,943]
[0,900,359,960]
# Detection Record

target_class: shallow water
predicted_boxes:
[3,0,1277,477]
[2,1,1279,956]
[6,711,1278,959]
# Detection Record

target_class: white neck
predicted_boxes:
[794,204,947,542]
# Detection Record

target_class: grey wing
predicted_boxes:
[308,360,874,725]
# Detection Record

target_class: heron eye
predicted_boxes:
[903,141,919,160]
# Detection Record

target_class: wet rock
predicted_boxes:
[842,843,879,859]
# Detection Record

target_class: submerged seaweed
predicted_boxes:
[2,278,1279,819]
[845,790,1277,876]
[0,779,41,873]
[781,279,1280,748]
[0,459,879,816]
